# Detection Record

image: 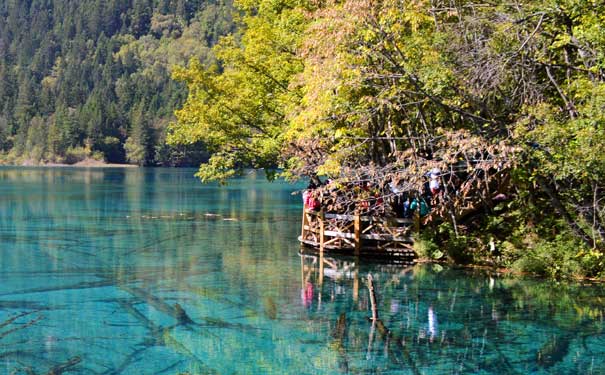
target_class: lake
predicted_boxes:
[0,167,603,374]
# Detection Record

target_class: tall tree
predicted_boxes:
[125,100,152,165]
[169,0,309,181]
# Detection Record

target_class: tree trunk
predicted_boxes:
[536,176,593,247]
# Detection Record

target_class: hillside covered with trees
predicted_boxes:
[169,0,605,278]
[0,0,233,166]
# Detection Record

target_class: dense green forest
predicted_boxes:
[0,0,233,166]
[169,0,605,278]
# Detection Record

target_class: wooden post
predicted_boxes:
[354,214,361,257]
[300,254,304,290]
[353,268,359,303]
[319,210,325,254]
[318,258,324,299]
[319,210,325,288]
[300,209,307,241]
[367,273,378,322]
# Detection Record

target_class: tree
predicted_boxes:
[0,114,11,151]
[24,116,48,162]
[170,0,605,273]
[131,0,152,38]
[48,103,77,158]
[169,0,309,182]
[125,101,152,165]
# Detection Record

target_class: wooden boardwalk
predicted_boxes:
[299,210,418,259]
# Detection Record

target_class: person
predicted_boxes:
[429,168,441,196]
[402,196,412,218]
[302,181,320,211]
[409,196,430,217]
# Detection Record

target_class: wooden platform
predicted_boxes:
[299,210,418,259]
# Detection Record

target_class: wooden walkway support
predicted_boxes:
[299,210,418,258]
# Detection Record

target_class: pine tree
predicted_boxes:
[131,0,152,38]
[125,100,152,165]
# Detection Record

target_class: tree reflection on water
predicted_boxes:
[299,250,605,374]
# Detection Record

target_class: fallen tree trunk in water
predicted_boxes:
[45,356,81,375]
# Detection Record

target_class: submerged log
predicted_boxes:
[45,356,81,375]
[174,303,194,324]
[0,280,115,297]
[365,273,422,375]
[115,299,212,374]
[121,285,261,332]
[121,286,191,324]
[0,312,42,340]
[536,335,571,368]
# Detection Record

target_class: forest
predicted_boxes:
[0,0,233,166]
[169,0,605,278]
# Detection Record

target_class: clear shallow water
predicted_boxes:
[0,167,604,375]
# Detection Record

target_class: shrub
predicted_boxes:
[413,233,442,260]
[577,249,605,279]
[512,236,584,279]
[64,146,92,164]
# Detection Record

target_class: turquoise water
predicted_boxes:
[0,167,604,375]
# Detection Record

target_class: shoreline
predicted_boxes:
[0,158,138,168]
[417,258,605,283]
[0,163,139,168]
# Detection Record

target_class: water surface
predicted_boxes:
[0,167,603,374]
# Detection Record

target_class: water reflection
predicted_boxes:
[0,167,603,374]
[299,251,605,374]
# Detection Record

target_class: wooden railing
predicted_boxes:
[300,209,420,257]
